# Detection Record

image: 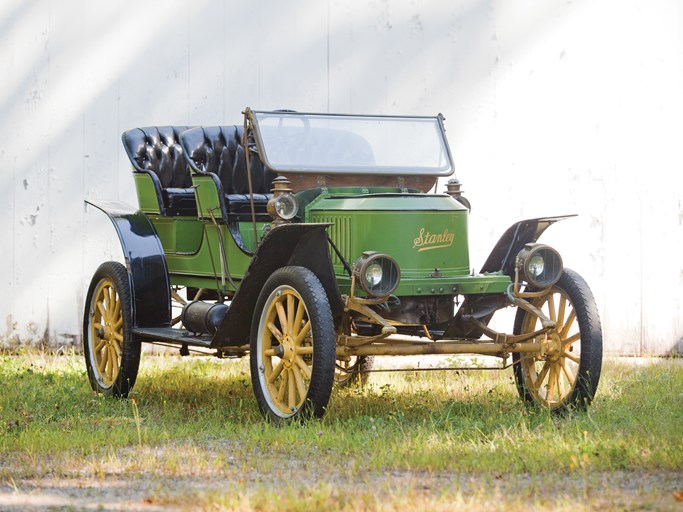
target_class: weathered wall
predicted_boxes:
[1,0,681,354]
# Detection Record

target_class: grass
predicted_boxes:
[0,349,682,510]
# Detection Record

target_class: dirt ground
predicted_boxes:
[1,469,682,511]
[2,356,681,511]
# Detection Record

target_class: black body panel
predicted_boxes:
[479,215,575,275]
[443,215,574,340]
[86,200,171,328]
[210,223,341,347]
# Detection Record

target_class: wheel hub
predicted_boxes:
[281,335,296,367]
[545,332,563,362]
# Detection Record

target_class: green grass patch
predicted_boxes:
[1,350,681,509]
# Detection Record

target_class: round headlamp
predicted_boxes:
[353,252,400,298]
[267,177,299,223]
[271,194,298,220]
[516,244,563,289]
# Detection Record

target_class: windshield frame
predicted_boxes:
[248,110,455,177]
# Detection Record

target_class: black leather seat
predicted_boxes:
[121,126,197,217]
[180,126,276,221]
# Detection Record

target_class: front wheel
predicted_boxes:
[250,266,336,422]
[83,261,141,397]
[512,269,602,412]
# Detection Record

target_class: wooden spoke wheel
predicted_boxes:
[250,266,336,422]
[513,269,602,412]
[83,261,140,397]
[334,355,373,388]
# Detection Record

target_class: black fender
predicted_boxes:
[479,215,576,276]
[442,215,574,340]
[210,223,342,348]
[86,200,171,328]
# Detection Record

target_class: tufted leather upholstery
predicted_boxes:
[122,126,197,216]
[180,126,276,219]
[122,126,192,187]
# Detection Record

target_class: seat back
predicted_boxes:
[122,126,197,216]
[180,126,276,195]
[122,126,191,188]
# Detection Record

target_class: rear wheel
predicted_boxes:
[335,355,374,388]
[512,269,602,412]
[250,266,336,422]
[83,261,141,397]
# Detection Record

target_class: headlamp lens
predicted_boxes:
[273,194,298,220]
[364,262,383,287]
[517,244,563,288]
[528,253,545,278]
[353,252,400,297]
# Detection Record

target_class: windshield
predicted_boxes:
[250,111,454,176]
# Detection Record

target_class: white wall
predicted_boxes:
[1,0,681,354]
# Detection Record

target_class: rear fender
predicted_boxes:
[86,200,171,328]
[210,223,342,347]
[479,215,575,276]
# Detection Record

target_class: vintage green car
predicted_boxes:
[84,108,602,422]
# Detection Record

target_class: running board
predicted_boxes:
[133,327,213,348]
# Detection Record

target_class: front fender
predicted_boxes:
[210,223,341,348]
[479,215,575,276]
[442,215,575,340]
[85,200,171,328]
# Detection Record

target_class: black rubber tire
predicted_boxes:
[83,261,141,397]
[250,266,336,422]
[335,355,374,388]
[512,268,602,412]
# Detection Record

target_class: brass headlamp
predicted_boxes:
[267,176,298,225]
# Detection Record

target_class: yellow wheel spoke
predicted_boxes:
[560,358,576,385]
[103,288,111,315]
[111,294,121,321]
[171,288,187,306]
[293,321,311,346]
[112,332,123,343]
[275,301,288,334]
[108,289,117,320]
[296,345,313,355]
[556,295,567,332]
[267,322,284,342]
[534,361,550,392]
[94,338,106,352]
[96,301,106,321]
[98,347,108,373]
[547,364,557,402]
[556,365,565,399]
[93,322,103,330]
[277,370,288,402]
[563,332,580,348]
[286,294,295,334]
[102,350,109,380]
[287,369,296,409]
[560,310,577,339]
[268,360,285,384]
[111,346,118,381]
[112,317,123,331]
[292,301,306,337]
[292,366,307,403]
[295,356,312,379]
[106,347,114,382]
[564,349,580,364]
[547,294,556,323]
[111,340,121,358]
